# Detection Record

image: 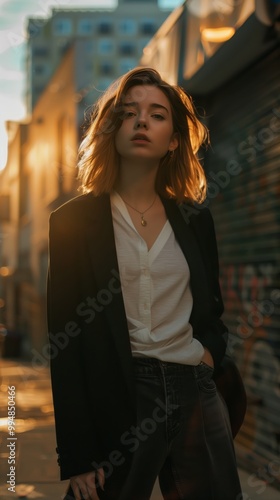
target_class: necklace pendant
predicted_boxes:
[141,216,147,227]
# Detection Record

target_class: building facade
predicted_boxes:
[25,0,170,113]
[0,122,23,343]
[140,0,280,489]
[0,46,78,358]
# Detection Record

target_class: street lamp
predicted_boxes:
[184,0,255,78]
[0,266,12,277]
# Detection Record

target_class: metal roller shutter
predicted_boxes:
[202,45,280,486]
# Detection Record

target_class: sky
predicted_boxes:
[0,0,182,169]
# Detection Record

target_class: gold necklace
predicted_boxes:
[123,194,157,227]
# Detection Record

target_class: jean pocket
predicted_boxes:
[199,361,214,371]
[195,363,216,394]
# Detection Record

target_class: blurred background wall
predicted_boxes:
[0,0,279,489]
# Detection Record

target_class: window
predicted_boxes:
[140,20,157,35]
[78,18,94,35]
[99,61,114,76]
[97,39,114,55]
[33,64,47,76]
[32,47,49,57]
[119,42,136,56]
[97,20,113,35]
[118,19,137,35]
[27,19,46,38]
[53,18,72,36]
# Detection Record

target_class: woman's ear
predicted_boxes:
[169,132,179,152]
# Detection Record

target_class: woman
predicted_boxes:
[48,67,242,499]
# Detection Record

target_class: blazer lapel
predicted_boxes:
[85,194,136,406]
[161,197,211,321]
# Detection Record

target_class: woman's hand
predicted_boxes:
[200,348,214,368]
[70,468,105,500]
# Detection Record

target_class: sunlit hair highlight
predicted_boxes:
[78,67,209,203]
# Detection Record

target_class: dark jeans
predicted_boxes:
[65,357,242,500]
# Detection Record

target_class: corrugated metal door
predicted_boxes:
[201,45,280,488]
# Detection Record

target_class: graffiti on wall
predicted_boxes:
[221,262,280,459]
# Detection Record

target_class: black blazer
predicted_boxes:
[47,193,227,480]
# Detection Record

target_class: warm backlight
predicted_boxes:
[201,27,235,43]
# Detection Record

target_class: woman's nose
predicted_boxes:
[135,115,148,129]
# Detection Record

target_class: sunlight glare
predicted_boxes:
[0,122,8,171]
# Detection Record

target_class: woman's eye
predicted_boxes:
[123,111,135,118]
[152,114,165,120]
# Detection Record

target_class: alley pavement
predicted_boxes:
[0,358,279,500]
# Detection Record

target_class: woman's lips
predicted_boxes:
[131,134,150,142]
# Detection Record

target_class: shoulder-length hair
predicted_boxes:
[78,67,208,203]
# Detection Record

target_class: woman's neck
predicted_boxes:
[115,160,158,203]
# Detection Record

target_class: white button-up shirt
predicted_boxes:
[111,192,204,365]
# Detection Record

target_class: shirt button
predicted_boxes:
[143,303,149,311]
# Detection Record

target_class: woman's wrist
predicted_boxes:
[200,348,214,368]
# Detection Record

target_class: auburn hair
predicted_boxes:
[77,67,208,203]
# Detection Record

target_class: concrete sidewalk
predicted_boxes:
[1,418,280,500]
[0,359,279,499]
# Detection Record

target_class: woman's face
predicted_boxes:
[115,85,178,165]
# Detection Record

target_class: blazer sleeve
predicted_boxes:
[190,206,228,369]
[48,210,102,480]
